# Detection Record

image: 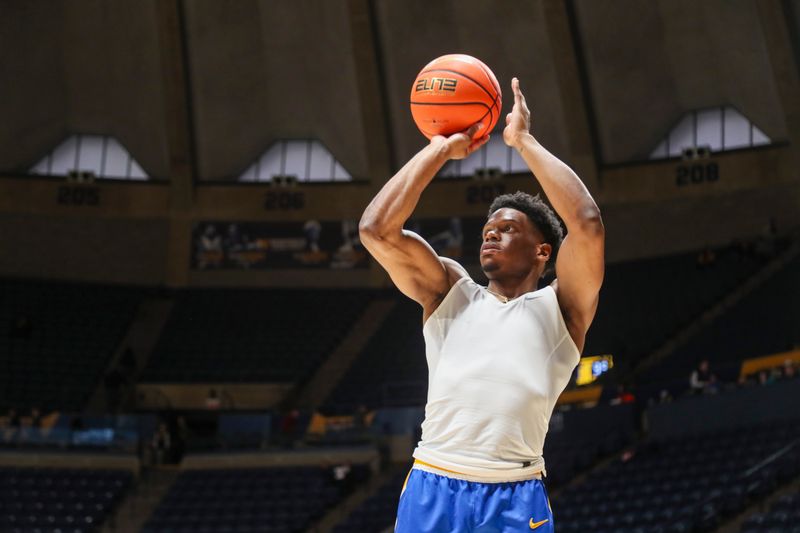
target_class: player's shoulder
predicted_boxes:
[440,256,471,282]
[424,258,474,324]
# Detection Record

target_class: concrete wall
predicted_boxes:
[0,1,797,286]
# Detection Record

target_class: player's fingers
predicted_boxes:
[512,77,526,109]
[469,134,490,153]
[464,122,485,139]
[506,113,512,125]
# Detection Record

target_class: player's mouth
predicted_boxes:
[480,243,502,255]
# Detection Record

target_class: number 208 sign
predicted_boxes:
[675,162,719,187]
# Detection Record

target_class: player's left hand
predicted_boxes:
[503,77,532,149]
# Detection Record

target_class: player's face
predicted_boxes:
[479,208,549,278]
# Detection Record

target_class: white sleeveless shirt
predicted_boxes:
[412,277,580,482]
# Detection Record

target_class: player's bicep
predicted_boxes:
[362,229,452,307]
[554,228,605,332]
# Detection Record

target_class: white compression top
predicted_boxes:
[412,277,580,482]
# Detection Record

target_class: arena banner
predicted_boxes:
[191,220,367,270]
[191,216,488,270]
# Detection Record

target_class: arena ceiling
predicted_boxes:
[0,0,796,183]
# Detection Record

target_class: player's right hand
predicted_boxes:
[432,123,489,160]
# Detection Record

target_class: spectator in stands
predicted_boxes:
[329,461,357,494]
[279,409,300,448]
[151,422,172,465]
[695,247,716,269]
[690,359,717,394]
[658,389,673,404]
[7,408,21,429]
[782,359,797,380]
[224,223,244,252]
[196,224,223,269]
[23,407,43,443]
[753,218,779,260]
[609,385,635,406]
[1,408,21,443]
[354,404,369,429]
[29,407,42,429]
[201,224,222,251]
[204,388,221,410]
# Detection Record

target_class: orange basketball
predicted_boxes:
[410,54,502,140]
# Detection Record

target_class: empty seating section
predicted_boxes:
[741,491,800,533]
[643,254,800,392]
[144,466,367,533]
[325,245,760,412]
[324,297,427,412]
[333,468,408,533]
[584,246,761,369]
[544,431,629,489]
[141,289,372,382]
[0,280,140,411]
[544,404,638,488]
[0,467,132,532]
[552,422,800,533]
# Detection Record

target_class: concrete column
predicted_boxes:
[757,0,800,172]
[155,0,197,286]
[542,0,601,193]
[347,0,397,287]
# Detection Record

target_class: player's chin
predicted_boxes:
[480,258,500,274]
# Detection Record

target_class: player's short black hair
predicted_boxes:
[488,191,564,270]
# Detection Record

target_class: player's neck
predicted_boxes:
[486,277,539,302]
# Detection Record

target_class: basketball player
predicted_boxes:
[359,78,604,532]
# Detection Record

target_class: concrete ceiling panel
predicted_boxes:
[575,0,787,163]
[185,0,368,181]
[374,0,571,169]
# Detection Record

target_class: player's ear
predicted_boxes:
[537,243,552,262]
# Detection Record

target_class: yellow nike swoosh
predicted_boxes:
[529,518,549,529]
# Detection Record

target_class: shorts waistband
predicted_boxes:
[412,459,543,483]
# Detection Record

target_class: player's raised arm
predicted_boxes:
[503,77,605,349]
[359,126,488,319]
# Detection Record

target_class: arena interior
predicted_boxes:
[1,1,800,532]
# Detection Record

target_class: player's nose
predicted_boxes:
[484,228,499,241]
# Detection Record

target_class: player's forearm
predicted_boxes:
[359,141,449,238]
[515,133,602,231]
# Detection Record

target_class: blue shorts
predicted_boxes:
[396,467,554,533]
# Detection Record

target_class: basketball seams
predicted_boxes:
[474,61,501,101]
[409,101,491,108]
[473,61,502,117]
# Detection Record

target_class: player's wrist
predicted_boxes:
[429,136,455,160]
[511,132,535,152]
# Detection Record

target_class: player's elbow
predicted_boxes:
[358,217,378,240]
[359,216,390,245]
[574,206,605,239]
